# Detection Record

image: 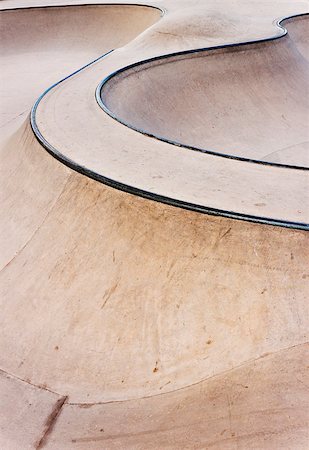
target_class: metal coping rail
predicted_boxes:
[25,6,308,231]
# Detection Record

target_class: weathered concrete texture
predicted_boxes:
[44,344,309,449]
[0,1,308,448]
[0,369,64,450]
[0,122,308,403]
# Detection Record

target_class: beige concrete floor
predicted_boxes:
[0,1,308,448]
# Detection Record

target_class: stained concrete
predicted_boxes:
[0,1,308,448]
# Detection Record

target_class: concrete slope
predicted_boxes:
[0,1,308,449]
[1,119,308,449]
[101,16,309,168]
[43,343,309,449]
[33,5,309,228]
[0,3,162,269]
[0,4,161,128]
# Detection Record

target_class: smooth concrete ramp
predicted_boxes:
[0,1,308,449]
[100,15,309,168]
[0,3,162,269]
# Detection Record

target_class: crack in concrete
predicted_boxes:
[0,368,60,397]
[67,341,309,407]
[0,342,307,407]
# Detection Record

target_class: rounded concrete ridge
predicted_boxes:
[0,1,308,449]
[31,4,309,229]
[98,15,309,170]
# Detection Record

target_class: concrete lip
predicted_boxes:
[28,6,309,230]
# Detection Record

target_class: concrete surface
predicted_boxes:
[101,16,309,167]
[0,1,308,448]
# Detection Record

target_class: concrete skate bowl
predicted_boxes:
[99,14,309,168]
[0,3,162,130]
[0,3,162,269]
[0,2,309,449]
